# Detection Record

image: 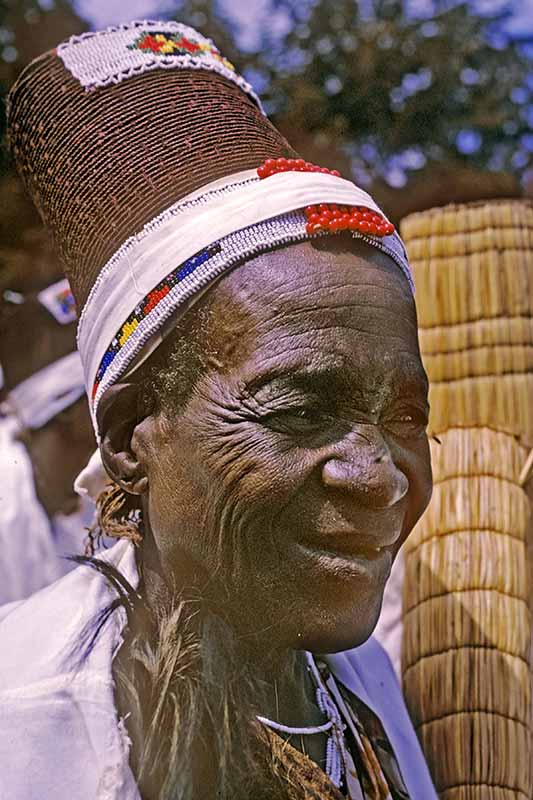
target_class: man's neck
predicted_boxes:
[136,519,329,778]
[140,527,322,723]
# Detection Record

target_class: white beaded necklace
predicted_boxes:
[256,652,350,789]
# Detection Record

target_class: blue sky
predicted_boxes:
[503,0,533,37]
[76,0,270,48]
[77,0,533,40]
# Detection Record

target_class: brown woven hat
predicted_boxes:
[8,22,295,311]
[8,21,409,433]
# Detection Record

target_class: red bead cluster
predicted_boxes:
[257,157,341,179]
[256,158,395,238]
[303,204,394,238]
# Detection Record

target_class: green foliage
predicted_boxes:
[1,0,531,189]
[253,0,533,185]
[167,0,244,68]
[0,0,86,170]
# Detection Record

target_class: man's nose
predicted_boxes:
[321,427,409,509]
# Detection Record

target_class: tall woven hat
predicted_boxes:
[8,20,412,435]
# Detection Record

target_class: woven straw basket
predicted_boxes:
[400,201,533,799]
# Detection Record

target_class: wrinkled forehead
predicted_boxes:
[192,239,422,387]
[205,239,416,340]
[219,236,411,300]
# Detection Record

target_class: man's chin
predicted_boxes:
[292,604,382,655]
[299,627,372,655]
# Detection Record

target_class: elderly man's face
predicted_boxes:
[133,239,431,653]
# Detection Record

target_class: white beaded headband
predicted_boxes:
[78,166,412,433]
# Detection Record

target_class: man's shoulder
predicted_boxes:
[326,636,398,693]
[0,539,137,692]
[326,638,438,799]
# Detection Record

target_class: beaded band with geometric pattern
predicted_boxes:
[78,167,412,431]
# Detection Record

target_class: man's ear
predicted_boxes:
[97,382,150,496]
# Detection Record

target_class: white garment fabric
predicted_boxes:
[0,414,97,604]
[6,351,85,431]
[0,540,436,799]
[52,495,97,565]
[373,548,405,680]
[0,415,63,603]
[74,448,110,501]
[0,540,139,800]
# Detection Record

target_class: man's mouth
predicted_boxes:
[349,542,387,560]
[301,530,399,560]
[295,539,393,585]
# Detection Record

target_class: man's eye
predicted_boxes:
[386,409,428,438]
[263,407,327,434]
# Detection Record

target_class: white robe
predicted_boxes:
[373,547,405,679]
[0,540,437,799]
[0,416,63,603]
[0,414,95,604]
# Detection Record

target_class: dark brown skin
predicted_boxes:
[99,238,432,755]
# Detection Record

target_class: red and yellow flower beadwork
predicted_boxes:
[128,31,235,72]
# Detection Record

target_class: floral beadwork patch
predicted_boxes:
[56,21,261,107]
[128,30,235,71]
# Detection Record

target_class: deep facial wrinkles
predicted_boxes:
[123,239,431,655]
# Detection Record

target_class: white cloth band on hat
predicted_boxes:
[7,351,85,430]
[78,168,412,430]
